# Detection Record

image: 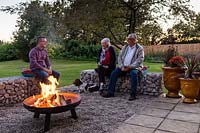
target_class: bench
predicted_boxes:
[80,69,163,96]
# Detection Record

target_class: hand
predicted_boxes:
[47,69,52,75]
[121,67,128,71]
[98,62,101,66]
[103,65,109,68]
[44,68,52,75]
[122,66,131,72]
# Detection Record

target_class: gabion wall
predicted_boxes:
[80,69,163,96]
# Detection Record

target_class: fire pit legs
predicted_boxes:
[34,112,40,118]
[44,113,51,132]
[70,108,77,119]
[23,93,81,132]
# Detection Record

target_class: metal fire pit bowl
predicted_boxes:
[23,92,81,132]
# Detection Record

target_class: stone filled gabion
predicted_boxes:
[0,76,40,106]
[80,69,163,96]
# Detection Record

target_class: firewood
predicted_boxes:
[59,95,67,106]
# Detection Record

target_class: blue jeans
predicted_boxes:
[108,68,138,96]
[31,69,60,83]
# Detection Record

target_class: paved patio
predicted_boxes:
[1,85,200,133]
[112,94,200,133]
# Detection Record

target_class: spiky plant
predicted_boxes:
[184,55,200,79]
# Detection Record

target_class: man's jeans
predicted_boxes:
[31,69,60,83]
[108,68,138,96]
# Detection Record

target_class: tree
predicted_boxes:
[137,22,163,45]
[163,13,200,44]
[2,0,51,61]
[1,0,195,51]
[61,0,194,46]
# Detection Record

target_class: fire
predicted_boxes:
[33,76,64,108]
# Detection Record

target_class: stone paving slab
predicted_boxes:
[158,119,199,133]
[154,130,174,133]
[178,102,200,108]
[138,107,170,118]
[112,94,200,133]
[147,101,176,110]
[174,104,200,114]
[125,114,163,128]
[111,123,155,133]
[151,94,182,104]
[167,111,200,123]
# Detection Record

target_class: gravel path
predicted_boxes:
[0,85,155,133]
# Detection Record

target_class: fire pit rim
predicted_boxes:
[23,92,81,114]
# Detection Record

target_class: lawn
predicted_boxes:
[0,59,163,87]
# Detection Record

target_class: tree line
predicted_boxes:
[1,0,199,61]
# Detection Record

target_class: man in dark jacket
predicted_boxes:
[29,36,60,84]
[95,38,116,92]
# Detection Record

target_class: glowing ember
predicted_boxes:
[33,76,69,108]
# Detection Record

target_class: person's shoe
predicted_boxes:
[99,89,104,95]
[102,93,114,98]
[128,95,137,101]
[88,85,99,92]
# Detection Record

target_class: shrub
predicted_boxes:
[0,44,18,61]
[46,43,65,58]
[62,40,101,59]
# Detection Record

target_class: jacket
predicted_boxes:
[97,46,116,70]
[118,43,144,69]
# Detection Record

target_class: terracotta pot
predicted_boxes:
[180,78,199,104]
[193,72,200,100]
[162,67,185,98]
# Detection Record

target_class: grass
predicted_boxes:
[0,59,163,87]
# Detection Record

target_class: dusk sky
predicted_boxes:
[0,0,200,41]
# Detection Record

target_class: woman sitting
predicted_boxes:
[95,38,116,93]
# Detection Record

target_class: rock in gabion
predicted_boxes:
[0,76,40,106]
[80,69,163,96]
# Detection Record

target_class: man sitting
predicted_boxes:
[29,36,60,84]
[102,33,144,101]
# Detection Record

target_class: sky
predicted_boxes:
[0,0,200,42]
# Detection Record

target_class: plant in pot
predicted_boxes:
[193,54,200,100]
[162,45,185,98]
[193,66,200,100]
[180,55,200,103]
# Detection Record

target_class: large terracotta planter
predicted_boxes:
[193,72,200,100]
[197,84,200,100]
[180,78,199,103]
[162,67,185,98]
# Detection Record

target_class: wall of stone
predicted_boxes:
[0,76,40,106]
[80,69,163,96]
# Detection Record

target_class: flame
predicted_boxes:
[33,76,61,108]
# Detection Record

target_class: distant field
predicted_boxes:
[0,59,162,87]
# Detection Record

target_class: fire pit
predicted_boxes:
[22,76,81,132]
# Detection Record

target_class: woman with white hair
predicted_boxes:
[95,38,116,93]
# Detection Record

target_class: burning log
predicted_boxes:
[32,94,72,107]
[31,76,73,108]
